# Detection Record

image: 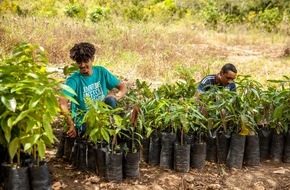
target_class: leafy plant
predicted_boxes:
[123,5,146,21]
[198,86,236,137]
[64,3,86,19]
[268,76,290,133]
[165,98,207,145]
[232,75,262,135]
[82,98,124,153]
[257,7,282,32]
[89,6,110,23]
[122,105,143,153]
[0,42,62,166]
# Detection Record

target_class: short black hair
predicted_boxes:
[70,42,96,63]
[221,63,237,74]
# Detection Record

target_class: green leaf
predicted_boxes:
[42,116,54,143]
[273,105,283,120]
[27,73,39,79]
[89,128,99,138]
[60,84,77,96]
[100,128,110,143]
[23,143,32,152]
[7,116,16,128]
[37,140,46,159]
[8,137,19,161]
[25,120,36,133]
[45,95,59,116]
[2,120,11,143]
[1,96,17,112]
[12,110,30,126]
[41,134,54,148]
[32,134,41,145]
[62,93,79,105]
[29,94,41,108]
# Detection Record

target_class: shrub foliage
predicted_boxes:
[0,0,289,32]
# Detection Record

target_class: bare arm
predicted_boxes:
[108,81,127,101]
[59,97,77,138]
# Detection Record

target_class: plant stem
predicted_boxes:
[17,147,20,166]
[181,127,184,146]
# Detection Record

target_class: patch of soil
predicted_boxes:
[45,129,290,190]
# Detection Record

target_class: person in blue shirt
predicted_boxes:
[59,42,127,138]
[194,63,237,100]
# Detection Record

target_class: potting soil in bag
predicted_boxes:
[149,135,161,166]
[270,132,285,162]
[244,134,260,166]
[226,133,246,169]
[76,139,87,171]
[123,151,140,179]
[106,152,123,182]
[283,130,290,163]
[141,138,150,163]
[174,143,190,172]
[258,128,272,161]
[2,164,30,190]
[94,146,108,176]
[87,142,96,173]
[160,132,176,169]
[29,162,52,190]
[0,146,7,184]
[206,136,217,163]
[190,142,207,169]
[216,133,230,164]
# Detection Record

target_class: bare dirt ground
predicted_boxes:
[46,128,290,190]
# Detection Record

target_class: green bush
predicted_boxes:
[199,1,219,29]
[1,0,289,33]
[89,6,110,22]
[64,3,86,19]
[257,7,283,32]
[124,5,147,21]
[146,0,186,22]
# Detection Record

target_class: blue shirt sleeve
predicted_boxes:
[197,83,206,93]
[100,67,120,90]
[229,83,236,91]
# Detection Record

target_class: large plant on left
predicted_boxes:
[0,42,63,166]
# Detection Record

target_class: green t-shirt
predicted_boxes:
[62,66,120,128]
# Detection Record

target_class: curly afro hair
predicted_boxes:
[70,42,96,63]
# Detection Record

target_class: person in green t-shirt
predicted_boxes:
[59,42,127,138]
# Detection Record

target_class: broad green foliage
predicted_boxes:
[82,98,124,153]
[64,3,87,19]
[0,42,62,166]
[257,7,283,32]
[165,98,207,145]
[121,105,144,153]
[267,76,290,133]
[1,0,289,32]
[89,6,110,22]
[235,76,263,134]
[199,86,236,135]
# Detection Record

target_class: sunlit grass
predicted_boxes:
[0,14,289,87]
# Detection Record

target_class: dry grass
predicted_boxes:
[1,14,289,86]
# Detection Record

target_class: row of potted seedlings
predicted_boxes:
[64,71,289,181]
[61,99,142,182]
[118,74,290,171]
